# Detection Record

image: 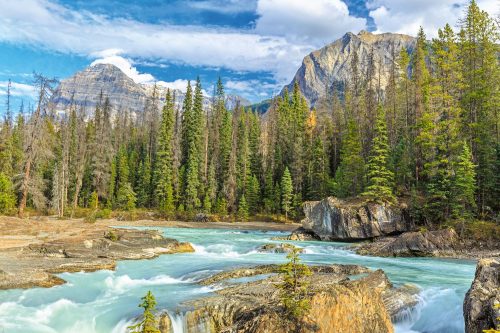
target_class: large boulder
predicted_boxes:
[302,197,413,241]
[464,258,500,333]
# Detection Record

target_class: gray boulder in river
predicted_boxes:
[464,258,500,333]
[301,197,414,241]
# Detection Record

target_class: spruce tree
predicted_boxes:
[278,247,312,319]
[281,167,293,221]
[334,119,365,197]
[154,89,175,213]
[237,194,249,221]
[363,105,395,203]
[246,174,261,215]
[307,137,328,200]
[182,79,204,211]
[453,142,477,218]
[128,291,160,333]
[459,0,499,215]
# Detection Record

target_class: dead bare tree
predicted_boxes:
[17,73,57,217]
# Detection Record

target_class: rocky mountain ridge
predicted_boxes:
[50,63,251,115]
[285,30,416,106]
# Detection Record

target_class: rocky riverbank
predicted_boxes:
[464,258,500,333]
[158,264,420,333]
[354,229,500,259]
[0,217,194,289]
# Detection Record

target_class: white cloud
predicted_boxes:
[255,0,366,45]
[225,79,281,101]
[225,80,254,92]
[367,0,499,38]
[0,0,368,84]
[90,52,155,84]
[157,79,190,92]
[0,81,36,97]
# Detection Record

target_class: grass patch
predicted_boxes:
[445,220,500,242]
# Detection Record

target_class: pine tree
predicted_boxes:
[363,105,395,203]
[412,27,431,187]
[307,137,328,200]
[334,119,365,197]
[154,89,175,213]
[453,142,477,218]
[128,291,160,333]
[458,0,499,215]
[278,247,312,319]
[281,167,293,221]
[246,174,261,215]
[182,79,204,211]
[116,182,136,211]
[424,24,463,221]
[237,194,249,221]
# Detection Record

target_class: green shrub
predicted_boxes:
[84,210,97,223]
[96,208,112,219]
[0,173,16,214]
[104,230,119,241]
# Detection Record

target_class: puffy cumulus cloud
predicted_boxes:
[157,79,191,92]
[90,51,155,84]
[255,0,366,45]
[367,0,499,38]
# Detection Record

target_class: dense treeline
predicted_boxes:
[0,1,497,225]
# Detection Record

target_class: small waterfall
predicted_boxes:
[169,312,186,333]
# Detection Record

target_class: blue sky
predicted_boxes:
[0,0,497,113]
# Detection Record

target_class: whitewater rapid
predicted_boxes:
[0,227,475,333]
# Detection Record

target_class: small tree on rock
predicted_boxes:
[128,290,160,333]
[278,247,312,319]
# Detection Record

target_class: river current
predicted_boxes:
[0,227,475,333]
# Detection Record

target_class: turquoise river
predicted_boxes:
[0,227,476,333]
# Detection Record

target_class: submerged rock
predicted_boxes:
[271,227,320,241]
[257,243,303,254]
[464,258,500,333]
[301,197,413,241]
[161,264,419,333]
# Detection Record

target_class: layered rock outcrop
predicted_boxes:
[301,197,413,241]
[0,227,194,289]
[159,264,420,333]
[464,258,500,333]
[285,31,416,106]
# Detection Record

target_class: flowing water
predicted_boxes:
[0,227,476,333]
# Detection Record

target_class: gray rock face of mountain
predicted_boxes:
[51,64,149,114]
[51,64,250,114]
[285,30,416,106]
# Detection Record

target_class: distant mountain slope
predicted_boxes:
[50,63,250,114]
[284,30,416,106]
